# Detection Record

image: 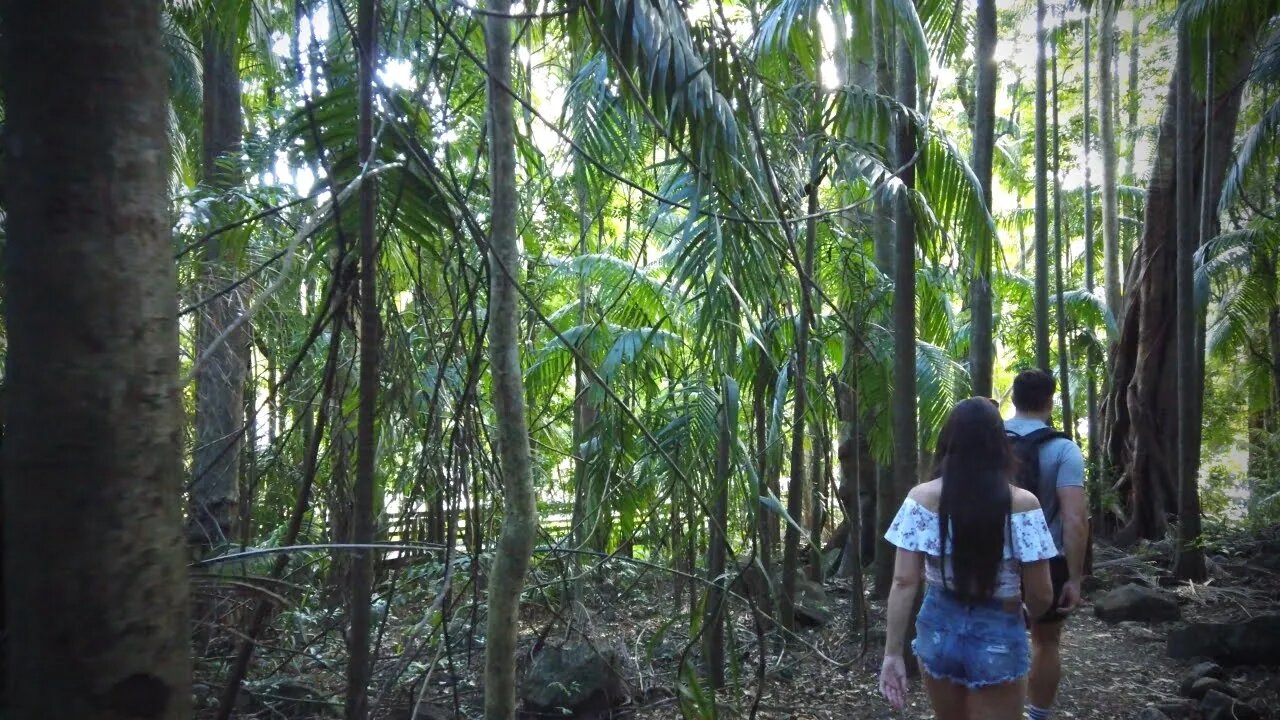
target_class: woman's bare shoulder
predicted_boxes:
[907,479,943,512]
[1010,486,1042,513]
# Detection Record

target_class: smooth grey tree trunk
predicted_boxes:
[872,17,898,601]
[969,0,997,397]
[1084,16,1101,508]
[1124,6,1141,180]
[0,1,192,717]
[1033,0,1051,371]
[1052,28,1074,436]
[704,345,734,687]
[1173,19,1206,582]
[346,0,380,716]
[483,0,539,713]
[892,23,921,671]
[190,0,251,552]
[1100,0,1123,321]
[780,150,818,631]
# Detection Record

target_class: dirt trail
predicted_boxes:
[651,555,1280,720]
[721,561,1280,717]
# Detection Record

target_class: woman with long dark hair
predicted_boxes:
[879,398,1057,719]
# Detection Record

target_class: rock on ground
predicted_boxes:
[1200,688,1261,720]
[521,642,632,716]
[1177,661,1224,696]
[1094,584,1181,623]
[1166,614,1280,666]
[1152,698,1197,720]
[1185,676,1235,700]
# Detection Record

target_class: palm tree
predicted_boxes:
[1034,0,1051,371]
[1124,4,1142,181]
[0,1,192,717]
[891,11,920,671]
[189,0,252,554]
[969,0,997,398]
[1172,10,1206,582]
[1084,13,1101,497]
[346,0,381,716]
[1051,18,1073,436]
[1100,0,1123,320]
[483,0,539,714]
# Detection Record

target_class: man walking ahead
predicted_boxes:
[1005,369,1088,720]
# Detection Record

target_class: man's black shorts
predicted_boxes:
[1036,556,1071,624]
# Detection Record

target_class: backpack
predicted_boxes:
[1007,427,1070,499]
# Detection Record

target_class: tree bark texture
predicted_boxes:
[1100,0,1123,321]
[482,0,539,714]
[1124,6,1142,180]
[779,156,818,631]
[190,2,250,551]
[0,1,193,717]
[753,345,778,574]
[872,21,898,600]
[1101,25,1254,544]
[1084,16,1101,510]
[1052,34,1074,437]
[834,366,867,626]
[892,26,921,670]
[1172,18,1206,582]
[347,0,380,716]
[703,363,733,688]
[1033,0,1052,371]
[969,0,997,398]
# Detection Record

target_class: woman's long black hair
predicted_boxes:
[933,397,1015,602]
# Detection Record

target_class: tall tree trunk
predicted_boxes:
[831,0,879,558]
[1102,23,1255,544]
[754,345,777,574]
[1124,6,1142,180]
[1100,0,1123,321]
[1052,28,1074,437]
[808,351,827,582]
[0,1,192,717]
[326,371,355,608]
[1084,16,1101,515]
[892,25,921,669]
[566,114,597,617]
[1173,21,1207,582]
[1033,0,1052,370]
[835,355,866,628]
[482,0,538,713]
[190,0,250,552]
[872,19,898,600]
[346,0,380,716]
[969,0,997,397]
[780,154,819,631]
[704,349,734,688]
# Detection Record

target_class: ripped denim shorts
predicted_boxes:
[912,584,1030,688]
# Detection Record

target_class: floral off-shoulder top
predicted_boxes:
[884,496,1058,599]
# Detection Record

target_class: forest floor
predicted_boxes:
[199,532,1280,720]
[618,537,1280,720]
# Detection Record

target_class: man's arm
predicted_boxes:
[1056,445,1088,609]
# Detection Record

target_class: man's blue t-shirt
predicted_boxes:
[1005,417,1085,554]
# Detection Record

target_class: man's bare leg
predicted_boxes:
[1027,620,1064,719]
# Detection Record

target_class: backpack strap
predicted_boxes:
[1010,426,1070,446]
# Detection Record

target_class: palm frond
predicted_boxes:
[577,0,742,172]
[1219,96,1280,213]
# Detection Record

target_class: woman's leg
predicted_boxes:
[918,659,969,720]
[967,676,1027,720]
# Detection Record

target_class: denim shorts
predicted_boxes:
[912,585,1030,688]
